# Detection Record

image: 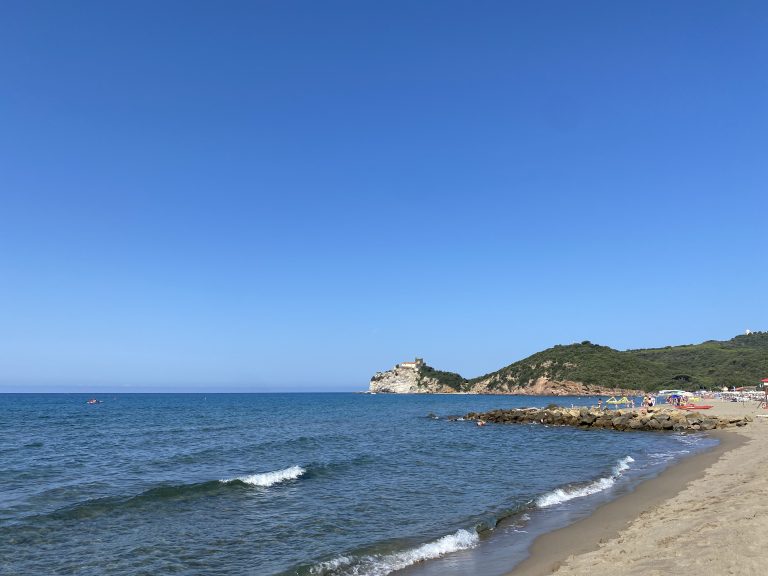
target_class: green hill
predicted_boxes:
[417,364,466,391]
[465,332,768,392]
[626,332,768,389]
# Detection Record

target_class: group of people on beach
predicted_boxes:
[595,395,655,410]
[642,394,656,408]
[665,395,683,406]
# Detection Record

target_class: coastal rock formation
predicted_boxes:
[369,360,459,394]
[368,358,640,395]
[467,376,640,397]
[369,332,768,395]
[465,407,752,432]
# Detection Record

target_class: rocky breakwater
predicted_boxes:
[465,407,752,432]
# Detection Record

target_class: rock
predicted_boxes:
[595,416,613,428]
[369,363,642,396]
[580,413,597,425]
[464,407,745,433]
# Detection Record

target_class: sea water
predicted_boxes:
[0,393,715,575]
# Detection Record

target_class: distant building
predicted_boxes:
[745,329,752,335]
[397,357,424,370]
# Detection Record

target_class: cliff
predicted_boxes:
[368,360,638,395]
[369,363,465,394]
[368,332,768,395]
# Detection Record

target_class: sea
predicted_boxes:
[0,393,717,576]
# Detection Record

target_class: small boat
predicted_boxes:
[86,399,102,405]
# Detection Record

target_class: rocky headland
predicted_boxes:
[369,358,640,396]
[369,362,460,394]
[368,332,768,395]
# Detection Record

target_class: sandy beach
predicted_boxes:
[508,399,768,576]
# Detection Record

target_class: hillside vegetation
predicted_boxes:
[626,332,768,390]
[447,332,768,392]
[417,365,466,391]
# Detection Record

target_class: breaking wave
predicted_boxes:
[536,456,634,508]
[309,529,479,575]
[222,465,306,487]
[20,466,306,525]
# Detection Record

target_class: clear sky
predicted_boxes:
[1,1,766,392]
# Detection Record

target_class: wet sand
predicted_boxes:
[507,399,767,576]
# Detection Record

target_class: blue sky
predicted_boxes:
[1,1,766,392]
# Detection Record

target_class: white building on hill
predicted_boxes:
[397,358,424,370]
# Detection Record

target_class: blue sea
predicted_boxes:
[0,393,716,576]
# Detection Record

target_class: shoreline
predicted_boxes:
[505,399,765,576]
[506,429,744,575]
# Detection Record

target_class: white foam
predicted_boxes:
[613,455,634,474]
[537,455,633,508]
[223,465,305,487]
[310,529,479,575]
[536,476,615,507]
[311,555,354,573]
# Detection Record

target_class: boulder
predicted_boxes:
[647,418,663,430]
[464,407,746,433]
[580,413,597,425]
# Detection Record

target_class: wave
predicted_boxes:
[24,481,222,524]
[19,466,306,525]
[222,465,305,487]
[613,455,634,474]
[309,529,479,576]
[536,456,634,508]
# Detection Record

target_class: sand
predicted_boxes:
[507,399,768,576]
